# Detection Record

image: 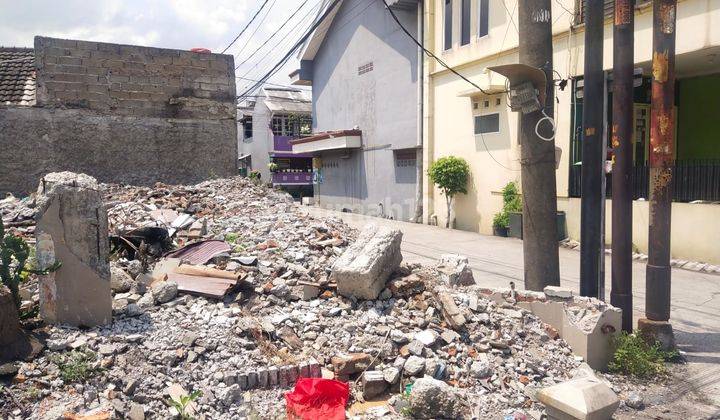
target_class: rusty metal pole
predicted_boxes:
[580,0,604,298]
[641,0,676,349]
[610,0,635,332]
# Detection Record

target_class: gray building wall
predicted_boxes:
[0,36,237,195]
[311,0,419,221]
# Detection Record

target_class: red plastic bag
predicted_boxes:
[285,378,349,420]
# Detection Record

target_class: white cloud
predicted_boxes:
[0,0,312,88]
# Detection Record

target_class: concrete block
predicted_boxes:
[35,172,111,327]
[362,370,387,399]
[562,304,621,371]
[330,225,402,300]
[436,254,475,286]
[544,286,574,299]
[517,297,620,371]
[537,377,619,420]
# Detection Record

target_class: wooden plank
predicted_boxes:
[174,264,243,280]
[166,272,237,299]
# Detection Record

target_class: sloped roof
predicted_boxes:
[263,87,311,114]
[0,48,35,106]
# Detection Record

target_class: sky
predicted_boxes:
[0,0,319,94]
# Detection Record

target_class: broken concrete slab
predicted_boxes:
[512,292,621,371]
[330,224,402,300]
[331,352,372,376]
[436,254,475,286]
[537,376,620,420]
[35,172,111,327]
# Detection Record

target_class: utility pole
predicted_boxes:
[518,0,560,291]
[611,0,635,332]
[640,0,677,350]
[580,0,604,298]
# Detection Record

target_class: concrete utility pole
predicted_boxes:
[611,0,635,332]
[640,0,677,350]
[518,0,560,291]
[580,0,605,298]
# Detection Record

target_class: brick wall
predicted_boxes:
[0,36,237,195]
[34,36,236,119]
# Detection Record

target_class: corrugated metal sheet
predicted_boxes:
[164,240,232,265]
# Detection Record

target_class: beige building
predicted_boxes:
[421,0,720,264]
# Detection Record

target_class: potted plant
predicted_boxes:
[492,210,509,237]
[267,162,278,173]
[498,181,523,238]
[427,156,470,229]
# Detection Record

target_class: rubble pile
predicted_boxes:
[0,176,640,419]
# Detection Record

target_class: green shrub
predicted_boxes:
[427,156,470,228]
[609,332,677,378]
[49,349,100,383]
[167,390,202,420]
[493,182,522,230]
[492,210,509,229]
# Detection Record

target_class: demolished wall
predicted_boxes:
[0,36,237,195]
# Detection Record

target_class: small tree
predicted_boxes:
[428,156,470,228]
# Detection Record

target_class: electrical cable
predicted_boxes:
[379,0,496,96]
[237,0,343,99]
[238,0,324,88]
[380,0,519,172]
[235,0,315,70]
[232,0,279,58]
[220,0,272,54]
[535,109,556,142]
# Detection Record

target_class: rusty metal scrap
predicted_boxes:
[164,240,232,265]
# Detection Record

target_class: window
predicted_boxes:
[461,0,471,45]
[478,0,489,37]
[243,118,253,139]
[444,0,453,50]
[271,114,312,136]
[474,113,500,134]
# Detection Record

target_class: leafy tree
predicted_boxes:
[428,156,470,228]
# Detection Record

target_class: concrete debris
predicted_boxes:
[0,175,646,420]
[408,376,466,419]
[362,370,387,399]
[35,172,112,327]
[330,224,403,300]
[110,265,134,293]
[436,254,475,286]
[537,375,620,420]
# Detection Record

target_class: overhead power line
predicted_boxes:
[235,0,313,70]
[237,0,343,99]
[238,0,323,88]
[379,0,517,172]
[220,0,272,54]
[233,0,279,58]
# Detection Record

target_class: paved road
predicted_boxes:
[301,206,720,407]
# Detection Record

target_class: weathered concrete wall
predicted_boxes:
[0,107,236,194]
[34,36,236,119]
[311,0,419,221]
[0,36,237,195]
